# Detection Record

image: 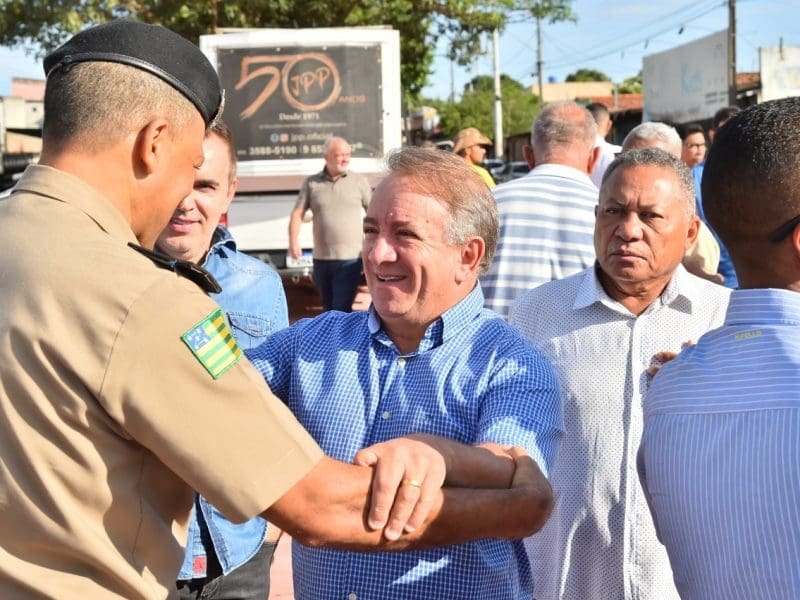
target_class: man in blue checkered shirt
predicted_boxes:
[247,146,563,599]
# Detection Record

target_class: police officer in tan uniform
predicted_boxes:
[0,21,553,599]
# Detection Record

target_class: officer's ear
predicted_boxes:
[135,117,170,175]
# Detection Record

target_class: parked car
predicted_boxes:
[484,158,505,179]
[434,139,454,152]
[495,160,530,183]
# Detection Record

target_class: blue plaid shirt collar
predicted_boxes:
[367,283,486,355]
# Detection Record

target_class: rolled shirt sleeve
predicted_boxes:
[100,278,323,523]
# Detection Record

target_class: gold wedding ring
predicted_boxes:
[403,478,423,488]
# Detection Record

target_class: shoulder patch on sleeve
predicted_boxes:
[182,308,242,379]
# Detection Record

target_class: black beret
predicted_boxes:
[44,20,222,126]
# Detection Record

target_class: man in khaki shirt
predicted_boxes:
[0,21,553,599]
[288,136,373,312]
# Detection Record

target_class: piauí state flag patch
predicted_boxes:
[182,308,242,379]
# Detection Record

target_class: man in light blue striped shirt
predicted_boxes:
[640,98,800,599]
[481,101,600,317]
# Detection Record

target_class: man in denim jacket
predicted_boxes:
[156,121,289,599]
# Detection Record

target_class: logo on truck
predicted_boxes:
[235,53,342,119]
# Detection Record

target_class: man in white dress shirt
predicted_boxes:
[509,147,731,599]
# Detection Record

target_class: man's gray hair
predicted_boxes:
[383,146,499,275]
[621,122,682,158]
[323,136,350,155]
[603,147,696,218]
[531,101,597,158]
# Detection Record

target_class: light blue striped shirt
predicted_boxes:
[246,285,563,600]
[641,288,800,599]
[480,163,598,317]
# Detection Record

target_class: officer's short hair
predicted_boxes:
[42,20,223,152]
[43,62,197,152]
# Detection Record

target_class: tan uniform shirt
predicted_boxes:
[295,169,372,260]
[0,166,323,599]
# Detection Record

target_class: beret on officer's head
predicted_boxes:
[43,20,222,126]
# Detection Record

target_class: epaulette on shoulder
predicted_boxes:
[128,243,222,294]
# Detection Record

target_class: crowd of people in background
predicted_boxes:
[0,18,797,600]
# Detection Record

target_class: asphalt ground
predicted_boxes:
[268,536,293,599]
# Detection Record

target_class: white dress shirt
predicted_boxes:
[509,265,730,600]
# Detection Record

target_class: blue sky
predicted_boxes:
[423,0,798,100]
[1,1,796,99]
[0,44,42,95]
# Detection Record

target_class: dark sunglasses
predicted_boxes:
[769,214,800,243]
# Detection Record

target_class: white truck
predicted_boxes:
[199,27,402,279]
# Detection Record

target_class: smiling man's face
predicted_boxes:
[362,175,472,344]
[156,132,235,264]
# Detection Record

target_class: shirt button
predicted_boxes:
[397,357,406,366]
[348,594,358,600]
[381,410,391,420]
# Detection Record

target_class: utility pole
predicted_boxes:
[536,13,544,105]
[728,0,737,106]
[450,58,455,103]
[492,28,504,158]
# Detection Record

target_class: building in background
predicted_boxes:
[759,45,800,102]
[1,77,44,188]
[532,81,614,104]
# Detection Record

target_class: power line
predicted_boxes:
[450,0,780,93]
[500,0,725,79]
[544,0,725,70]
[427,0,790,97]
[456,1,719,81]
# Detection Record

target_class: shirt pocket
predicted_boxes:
[228,313,273,351]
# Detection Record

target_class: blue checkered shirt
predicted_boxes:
[246,285,563,599]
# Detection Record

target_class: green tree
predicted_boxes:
[617,71,643,94]
[565,68,610,82]
[0,0,505,106]
[524,0,576,23]
[427,74,539,140]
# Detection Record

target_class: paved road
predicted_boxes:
[268,535,293,599]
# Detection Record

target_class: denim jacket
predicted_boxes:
[178,226,289,579]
